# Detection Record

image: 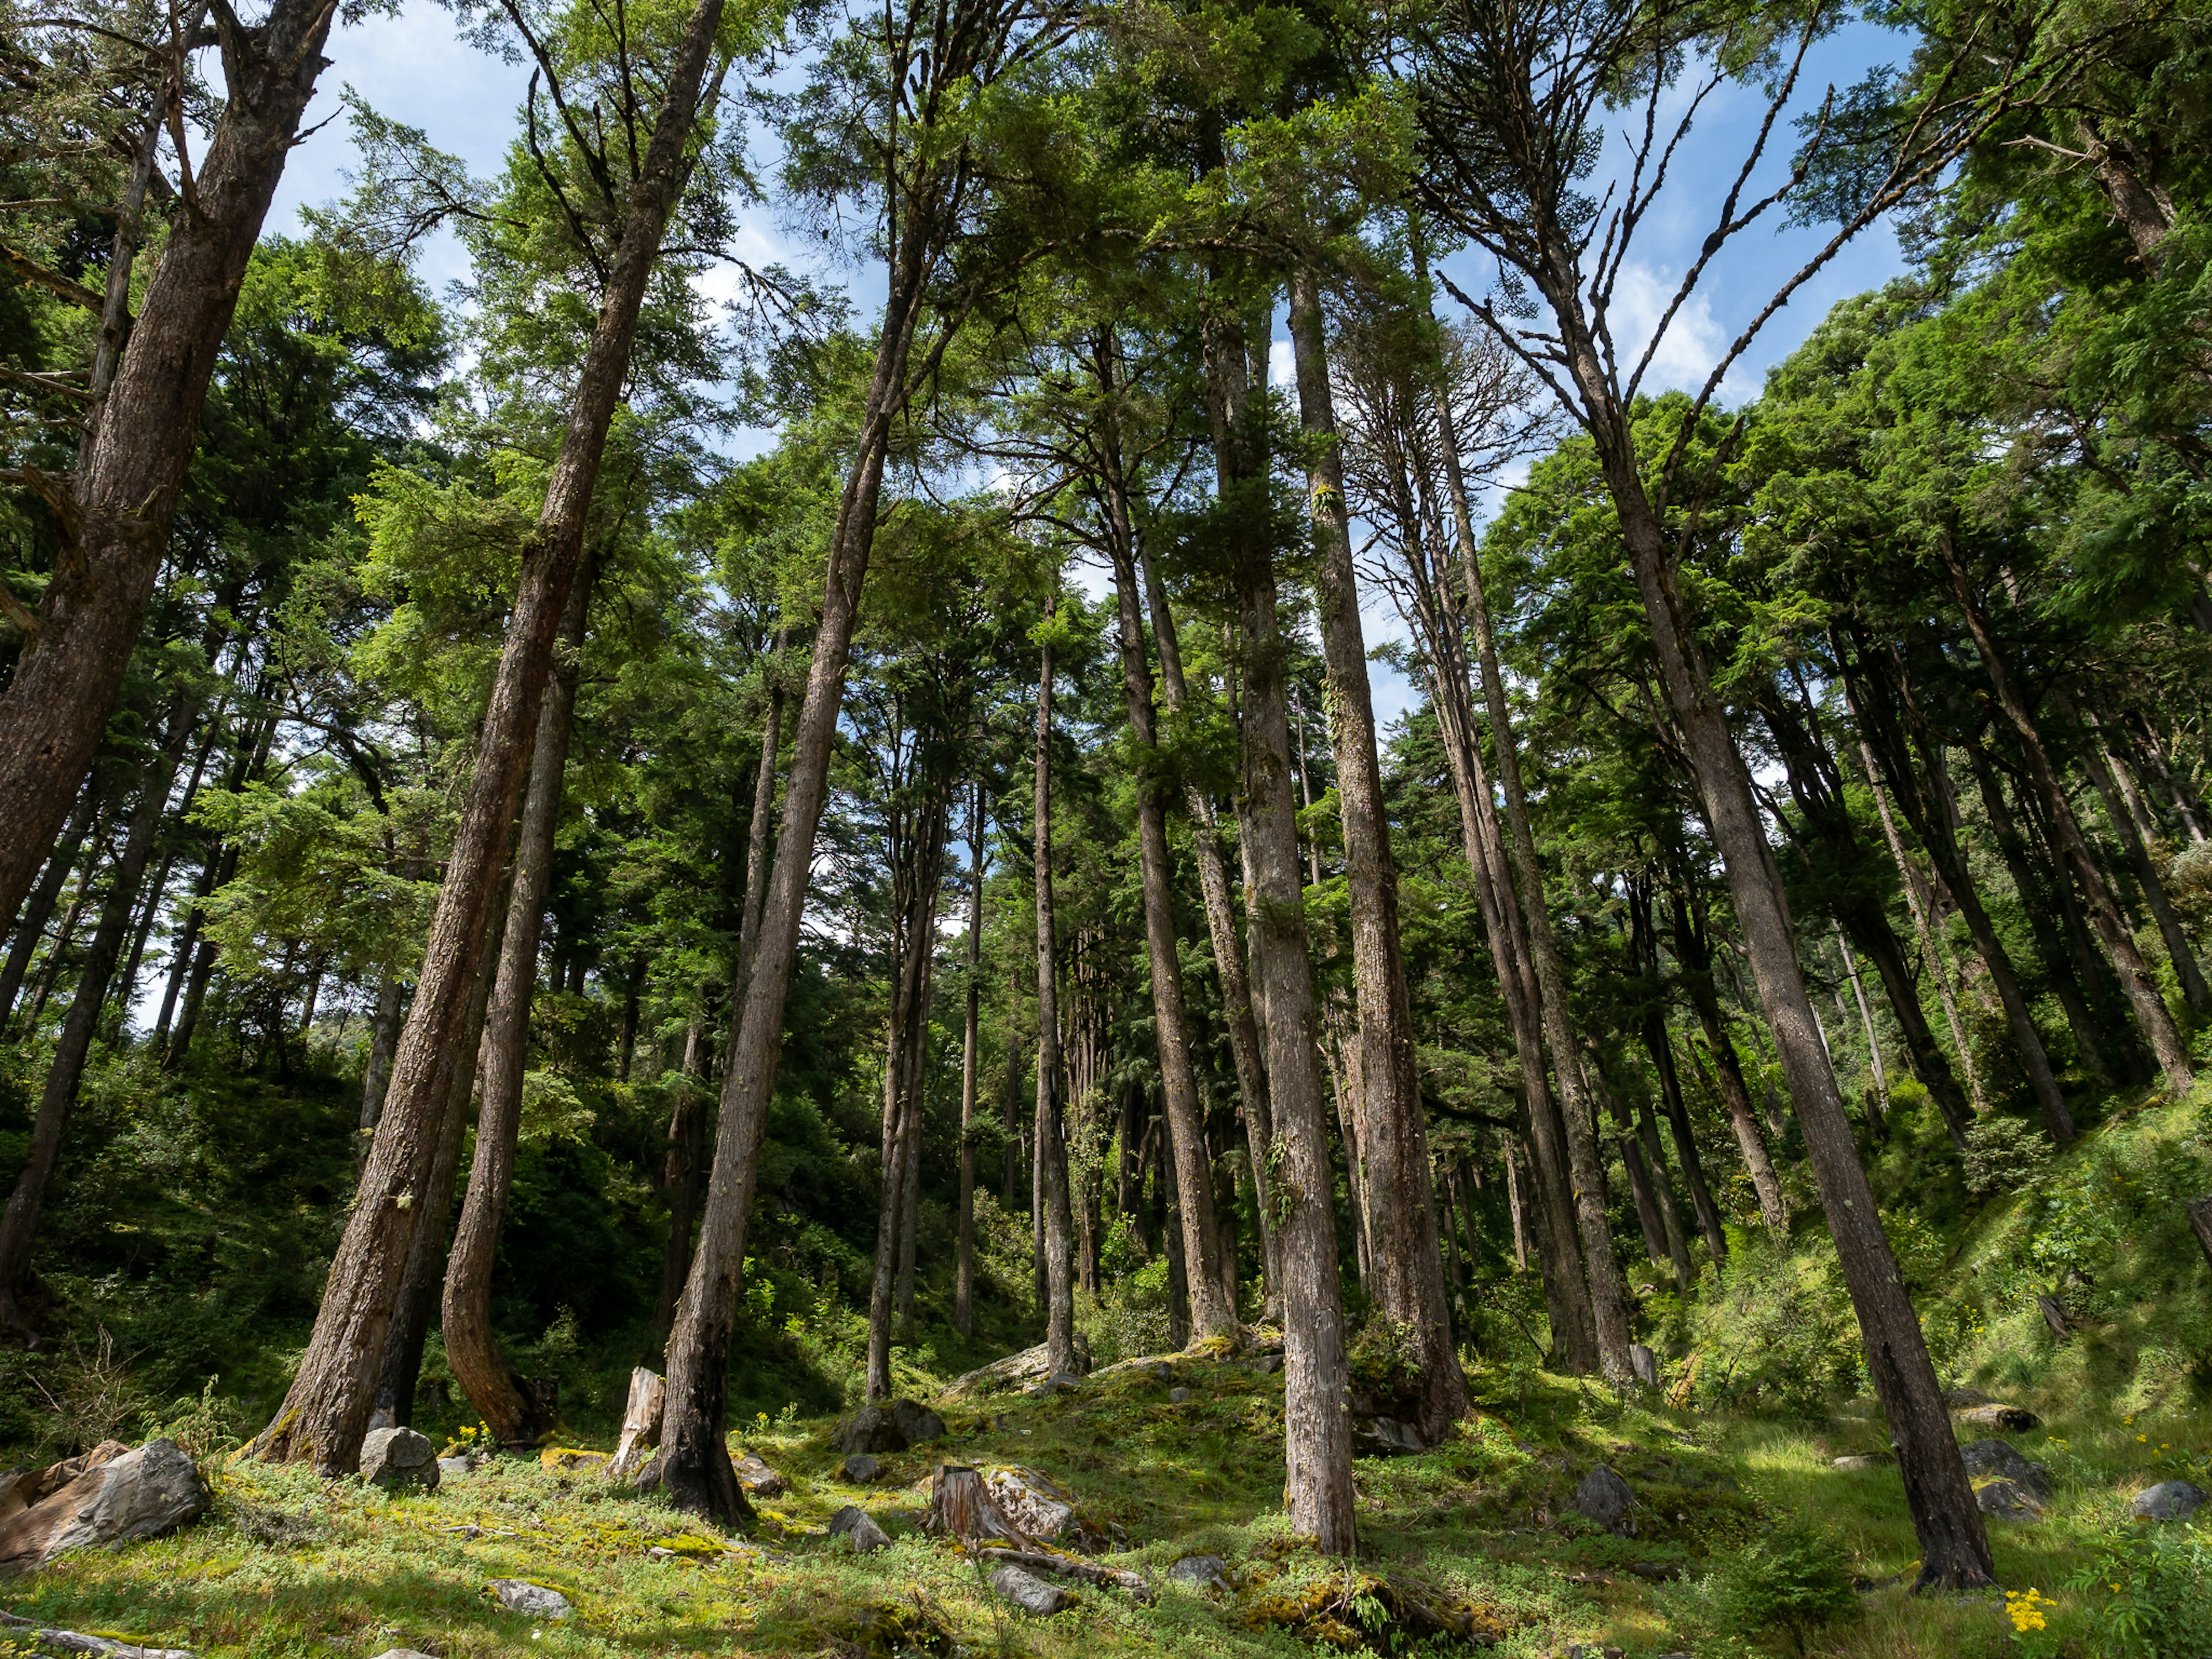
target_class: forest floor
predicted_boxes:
[0,1339,2201,1659]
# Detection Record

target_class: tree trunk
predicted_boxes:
[1029,631,1079,1375]
[653,1020,713,1347]
[442,560,594,1445]
[1286,270,1465,1427]
[1835,923,1891,1130]
[955,784,984,1338]
[0,688,198,1330]
[0,780,100,1033]
[1208,297,1355,1555]
[252,0,732,1473]
[1631,1081,1695,1283]
[1945,551,2190,1099]
[359,975,404,1162]
[1098,372,1233,1335]
[0,0,337,928]
[1668,890,1788,1231]
[1563,289,1992,1585]
[1137,551,1279,1304]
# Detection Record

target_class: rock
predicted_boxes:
[889,1400,946,1446]
[1167,1553,1230,1592]
[2132,1480,2207,1522]
[1959,1440,2052,1502]
[537,1446,611,1474]
[990,1562,1075,1615]
[1249,1354,1283,1376]
[0,1439,211,1570]
[1629,1344,1661,1388]
[360,1427,441,1492]
[1974,1479,2043,1522]
[839,1453,882,1484]
[0,1613,194,1659]
[1627,1561,1684,1581]
[946,1336,1091,1397]
[370,1652,439,1659]
[1955,1402,2040,1433]
[1353,1417,1426,1458]
[1832,1454,1892,1472]
[436,1457,475,1480]
[489,1578,573,1619]
[1167,1387,1192,1404]
[1145,1361,1174,1384]
[828,1505,891,1552]
[1572,1464,1636,1536]
[735,1450,788,1497]
[0,1442,128,1528]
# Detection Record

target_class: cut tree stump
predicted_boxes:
[608,1368,665,1483]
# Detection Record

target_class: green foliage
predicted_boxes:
[1963,1116,2056,1202]
[1705,1525,1861,1654]
[1688,1235,1861,1415]
[2066,1524,2212,1659]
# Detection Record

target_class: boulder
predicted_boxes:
[1628,1344,1661,1389]
[1974,1479,2043,1522]
[1249,1354,1283,1376]
[1167,1554,1230,1592]
[1029,1373,1084,1398]
[2132,1480,2207,1522]
[946,1336,1091,1398]
[1954,1402,2039,1433]
[0,1612,193,1659]
[0,1439,210,1571]
[1958,1440,2052,1502]
[436,1457,475,1481]
[736,1450,788,1497]
[537,1446,610,1474]
[1572,1465,1636,1536]
[1353,1418,1426,1458]
[1832,1454,1892,1472]
[829,1505,891,1552]
[489,1579,573,1619]
[839,1404,910,1455]
[984,1465,1103,1551]
[888,1400,946,1446]
[361,1427,441,1492]
[0,1442,127,1527]
[370,1651,440,1659]
[991,1562,1075,1615]
[1167,1387,1192,1404]
[839,1453,882,1484]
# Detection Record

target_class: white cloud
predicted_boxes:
[1268,339,1296,389]
[1605,260,1732,397]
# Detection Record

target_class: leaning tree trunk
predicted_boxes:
[0,0,338,929]
[1206,297,1355,1555]
[1031,631,1080,1376]
[0,688,199,1331]
[656,170,949,1522]
[1945,549,2192,1098]
[252,0,730,1474]
[1138,551,1279,1307]
[1098,342,1233,1340]
[1668,889,1788,1231]
[442,561,594,1445]
[1287,271,1465,1427]
[1563,287,1993,1588]
[0,781,101,1032]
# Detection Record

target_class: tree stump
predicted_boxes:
[608,1367,665,1483]
[928,1464,1033,1547]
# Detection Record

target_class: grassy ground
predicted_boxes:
[3,1340,2202,1659]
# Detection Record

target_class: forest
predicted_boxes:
[1,0,2210,1653]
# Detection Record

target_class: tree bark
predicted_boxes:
[0,0,338,929]
[1668,889,1787,1231]
[653,1019,713,1347]
[1029,630,1079,1374]
[1944,552,2190,1097]
[252,0,731,1472]
[1287,270,1465,1426]
[1835,923,1891,1130]
[358,975,404,1162]
[955,783,984,1337]
[442,560,594,1445]
[1207,298,1355,1554]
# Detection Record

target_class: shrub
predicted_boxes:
[1707,1526,1861,1654]
[1964,1116,2055,1200]
[2066,1523,2212,1658]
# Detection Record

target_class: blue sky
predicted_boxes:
[266,2,1922,727]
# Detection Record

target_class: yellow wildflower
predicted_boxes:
[2006,1588,2051,1634]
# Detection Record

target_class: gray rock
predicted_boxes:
[369,1651,440,1659]
[1832,1454,1892,1472]
[359,1427,440,1493]
[735,1450,788,1497]
[1249,1354,1283,1376]
[838,1453,882,1484]
[888,1399,945,1446]
[0,1438,211,1570]
[1166,1553,1230,1592]
[1629,1344,1661,1388]
[838,1404,907,1455]
[828,1505,891,1552]
[435,1457,474,1480]
[1353,1417,1425,1457]
[1145,1361,1174,1384]
[984,1466,1100,1550]
[1167,1387,1192,1404]
[990,1562,1075,1615]
[1573,1464,1637,1536]
[1959,1440,2052,1502]
[2132,1480,2207,1522]
[1955,1402,2040,1433]
[1974,1479,2043,1522]
[488,1579,573,1619]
